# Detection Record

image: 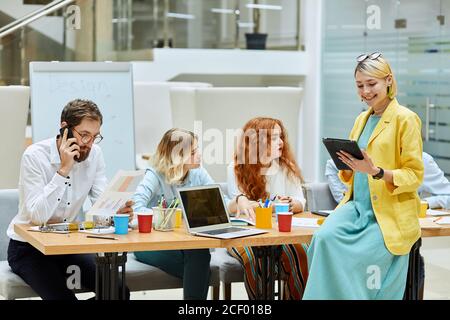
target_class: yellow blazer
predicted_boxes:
[338,98,424,255]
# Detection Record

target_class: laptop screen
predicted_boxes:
[178,186,229,229]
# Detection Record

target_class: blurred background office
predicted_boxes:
[1,0,448,183]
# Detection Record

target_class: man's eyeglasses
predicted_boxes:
[356,52,382,63]
[72,127,103,144]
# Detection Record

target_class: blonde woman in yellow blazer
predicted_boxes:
[303,53,424,300]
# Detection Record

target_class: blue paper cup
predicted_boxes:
[274,203,290,213]
[114,214,130,235]
[274,203,290,223]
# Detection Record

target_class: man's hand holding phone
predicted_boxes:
[58,128,80,177]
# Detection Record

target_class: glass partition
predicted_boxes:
[0,0,302,85]
[321,0,450,179]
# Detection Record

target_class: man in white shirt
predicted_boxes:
[7,99,133,300]
[325,152,450,209]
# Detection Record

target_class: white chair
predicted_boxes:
[133,82,212,169]
[194,87,303,181]
[0,86,29,189]
[302,182,338,211]
[170,87,198,132]
[133,82,173,166]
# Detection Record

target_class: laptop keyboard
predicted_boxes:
[201,227,246,235]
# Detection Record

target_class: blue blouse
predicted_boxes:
[132,166,215,213]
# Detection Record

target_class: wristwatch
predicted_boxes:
[372,167,384,180]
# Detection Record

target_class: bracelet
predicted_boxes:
[236,194,247,205]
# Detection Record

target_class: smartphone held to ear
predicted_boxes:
[60,127,74,140]
[59,127,79,161]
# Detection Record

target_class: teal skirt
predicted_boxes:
[302,199,409,300]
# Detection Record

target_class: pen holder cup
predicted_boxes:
[152,207,177,231]
[255,207,273,229]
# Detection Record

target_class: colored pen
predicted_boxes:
[158,194,164,209]
[86,235,117,240]
[264,199,270,208]
[168,198,176,209]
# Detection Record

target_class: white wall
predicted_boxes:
[132,48,308,81]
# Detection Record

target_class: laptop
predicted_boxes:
[177,185,268,239]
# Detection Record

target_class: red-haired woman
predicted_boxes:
[227,117,308,300]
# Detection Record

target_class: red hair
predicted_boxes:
[234,117,304,201]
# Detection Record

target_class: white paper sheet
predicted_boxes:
[433,217,450,225]
[427,209,450,217]
[419,218,442,229]
[291,217,321,228]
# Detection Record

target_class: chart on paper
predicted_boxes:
[109,174,143,193]
[87,170,145,218]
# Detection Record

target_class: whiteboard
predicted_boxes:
[30,62,135,180]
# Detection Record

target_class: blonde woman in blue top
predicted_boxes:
[132,128,214,300]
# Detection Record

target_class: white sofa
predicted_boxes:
[134,84,303,182]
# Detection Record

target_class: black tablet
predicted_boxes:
[322,138,364,170]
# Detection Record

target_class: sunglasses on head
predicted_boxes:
[356,52,382,62]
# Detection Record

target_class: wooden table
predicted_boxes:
[14,211,450,300]
[14,215,316,300]
[14,220,316,256]
[420,210,450,237]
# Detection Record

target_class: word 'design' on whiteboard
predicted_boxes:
[30,62,135,180]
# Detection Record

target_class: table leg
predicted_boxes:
[95,252,127,300]
[274,246,282,300]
